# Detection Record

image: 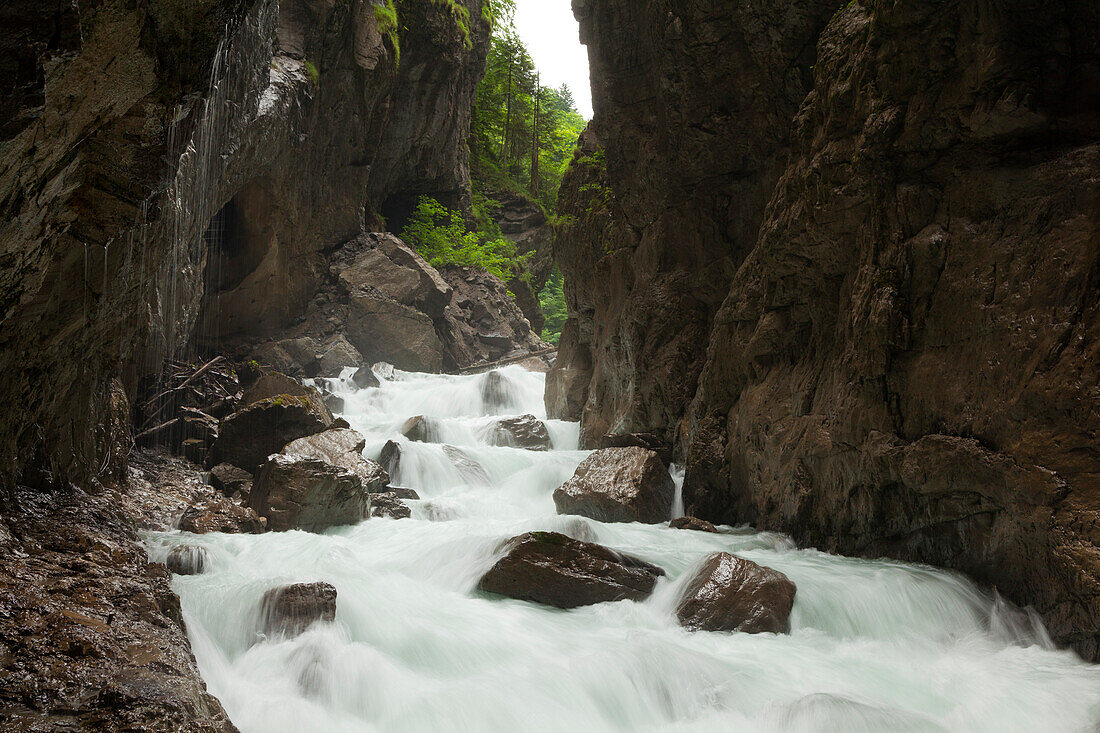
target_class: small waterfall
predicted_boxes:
[148,364,1100,733]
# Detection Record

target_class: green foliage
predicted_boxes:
[303,60,320,86]
[373,0,400,63]
[431,0,473,49]
[538,268,567,344]
[401,196,522,282]
[470,18,587,211]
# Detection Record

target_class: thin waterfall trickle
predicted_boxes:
[147,365,1100,733]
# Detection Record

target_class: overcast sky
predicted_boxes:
[513,0,593,119]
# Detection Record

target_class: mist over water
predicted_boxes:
[147,365,1100,732]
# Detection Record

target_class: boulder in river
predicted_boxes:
[352,365,380,389]
[248,454,368,533]
[676,552,796,634]
[260,582,338,638]
[480,369,520,412]
[553,447,675,524]
[282,428,389,492]
[380,440,402,477]
[166,545,209,575]
[488,414,551,451]
[179,497,265,535]
[401,415,436,443]
[443,445,492,485]
[598,432,672,465]
[477,531,665,608]
[382,486,420,500]
[370,492,412,520]
[211,386,334,472]
[670,516,718,533]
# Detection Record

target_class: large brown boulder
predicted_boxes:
[210,389,334,472]
[209,462,252,499]
[333,232,452,319]
[676,553,796,634]
[477,532,664,608]
[260,582,337,638]
[178,497,265,535]
[488,414,551,451]
[400,415,436,443]
[282,428,389,492]
[248,454,368,533]
[553,447,674,524]
[670,516,718,533]
[598,432,671,465]
[370,492,412,520]
[346,290,445,373]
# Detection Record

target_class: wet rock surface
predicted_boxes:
[676,553,796,635]
[209,463,253,499]
[248,454,368,533]
[0,484,236,731]
[670,516,718,533]
[477,532,665,609]
[282,428,389,492]
[488,415,552,451]
[260,582,337,638]
[401,415,436,443]
[598,432,671,465]
[553,447,675,524]
[370,492,413,520]
[179,497,266,535]
[167,545,210,576]
[442,445,492,486]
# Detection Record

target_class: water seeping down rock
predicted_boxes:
[553,0,1100,659]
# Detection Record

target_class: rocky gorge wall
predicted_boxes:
[554,0,1100,658]
[0,0,495,726]
[0,0,490,492]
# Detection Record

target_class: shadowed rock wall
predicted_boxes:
[557,0,1100,658]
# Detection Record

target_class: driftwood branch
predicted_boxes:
[454,347,557,375]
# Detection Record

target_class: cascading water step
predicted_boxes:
[147,365,1100,732]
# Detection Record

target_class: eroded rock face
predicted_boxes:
[488,415,551,451]
[476,531,665,608]
[260,582,337,638]
[676,553,796,634]
[248,454,368,533]
[282,428,389,492]
[209,463,253,499]
[553,447,675,524]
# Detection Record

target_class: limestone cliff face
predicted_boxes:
[558,0,1100,658]
[0,0,489,491]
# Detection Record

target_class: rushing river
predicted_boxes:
[148,365,1100,732]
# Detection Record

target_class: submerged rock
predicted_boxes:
[480,370,520,412]
[553,447,674,524]
[670,516,718,533]
[488,414,551,451]
[178,497,265,535]
[676,553,796,634]
[370,492,412,520]
[282,428,389,492]
[477,531,665,609]
[211,388,334,472]
[260,582,338,638]
[166,545,209,575]
[443,445,492,485]
[248,454,368,533]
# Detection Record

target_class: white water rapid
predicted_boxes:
[148,365,1100,732]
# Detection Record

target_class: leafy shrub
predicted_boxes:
[401,196,521,282]
[538,268,567,345]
